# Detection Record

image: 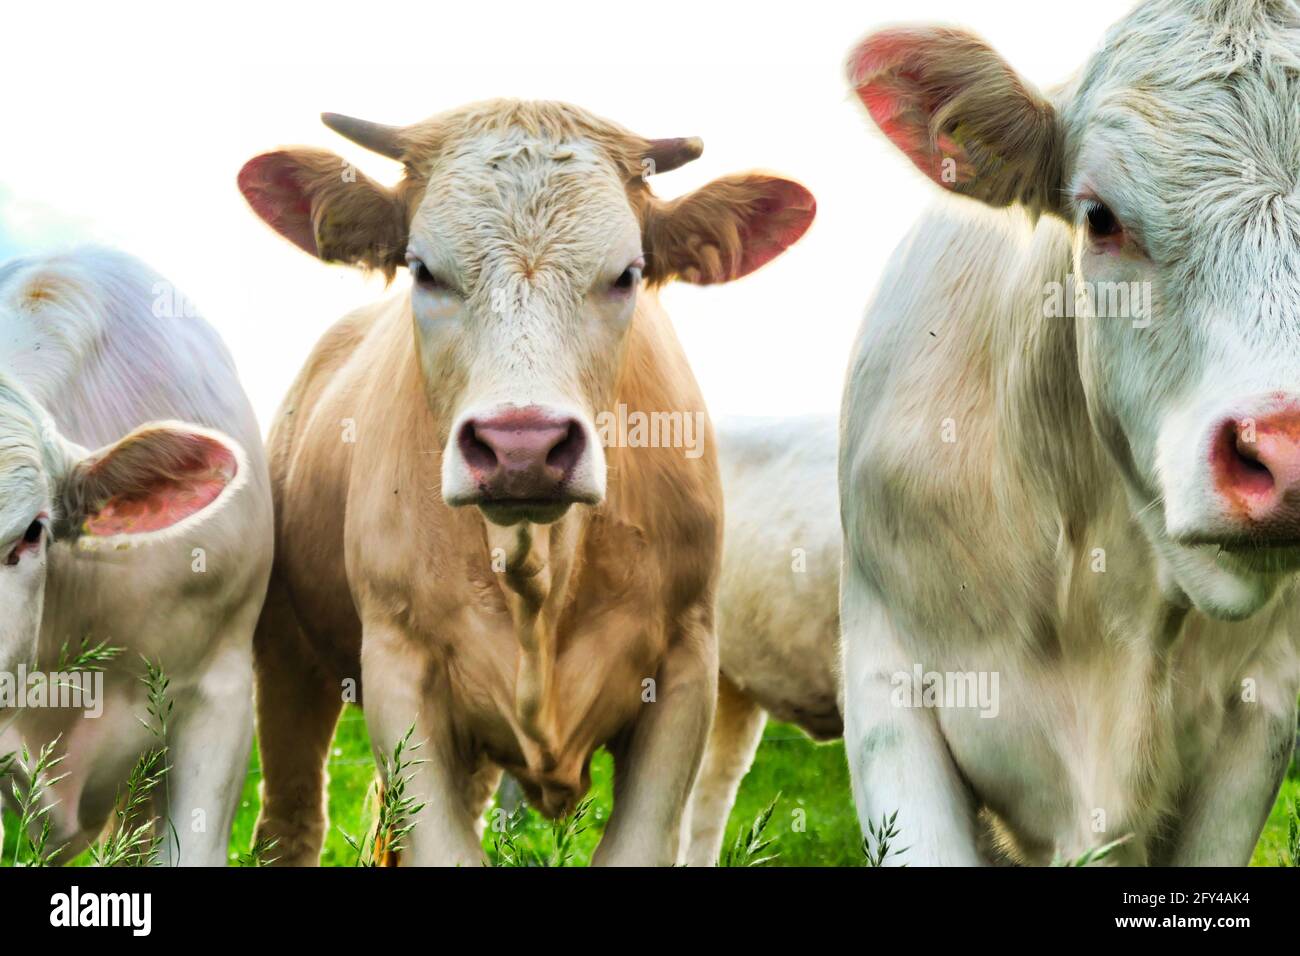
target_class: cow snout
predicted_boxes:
[1210,406,1300,541]
[446,405,603,524]
[460,411,583,495]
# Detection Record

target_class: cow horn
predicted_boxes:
[320,112,406,160]
[643,136,704,174]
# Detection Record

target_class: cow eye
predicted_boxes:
[5,519,44,566]
[612,259,645,293]
[1084,200,1122,240]
[407,257,448,292]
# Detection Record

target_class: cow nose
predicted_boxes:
[1211,406,1300,537]
[458,407,586,501]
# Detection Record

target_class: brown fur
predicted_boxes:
[242,100,814,286]
[241,99,815,865]
[253,290,720,860]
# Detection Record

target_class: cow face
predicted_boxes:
[848,2,1300,619]
[239,100,814,527]
[407,132,652,526]
[0,387,54,677]
[0,377,245,676]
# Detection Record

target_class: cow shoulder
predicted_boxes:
[267,300,387,491]
[267,299,399,647]
[840,202,1074,635]
[600,296,723,615]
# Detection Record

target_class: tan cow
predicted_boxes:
[238,100,814,865]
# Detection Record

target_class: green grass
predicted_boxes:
[226,713,1300,867]
[6,709,1298,866]
[229,711,862,866]
[1250,769,1299,867]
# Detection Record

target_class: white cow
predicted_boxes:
[682,415,841,866]
[840,0,1300,865]
[0,247,272,865]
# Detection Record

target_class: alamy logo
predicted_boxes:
[1042,275,1152,329]
[594,404,705,459]
[890,664,1000,718]
[0,666,103,717]
[49,886,151,936]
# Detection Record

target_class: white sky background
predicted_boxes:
[0,0,1135,431]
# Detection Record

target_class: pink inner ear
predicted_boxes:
[848,33,972,189]
[736,179,817,279]
[237,153,319,256]
[83,435,238,538]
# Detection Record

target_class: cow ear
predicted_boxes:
[238,148,410,278]
[643,174,815,285]
[847,26,1064,216]
[58,423,246,547]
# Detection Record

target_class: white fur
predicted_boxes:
[681,416,842,865]
[0,246,272,865]
[841,0,1300,865]
[416,132,640,520]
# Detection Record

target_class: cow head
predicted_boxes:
[238,100,814,527]
[0,372,246,676]
[849,0,1300,619]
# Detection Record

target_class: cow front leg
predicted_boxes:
[680,671,765,866]
[253,579,343,866]
[593,615,716,867]
[0,730,13,855]
[840,573,983,866]
[1165,695,1296,866]
[361,620,483,867]
[156,640,255,866]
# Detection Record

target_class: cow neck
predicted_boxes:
[996,221,1108,536]
[485,514,582,763]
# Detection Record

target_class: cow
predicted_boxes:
[237,99,815,866]
[680,415,841,866]
[837,0,1300,868]
[838,0,1300,866]
[0,246,272,865]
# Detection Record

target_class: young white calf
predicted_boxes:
[682,416,841,866]
[0,247,271,865]
[840,0,1300,865]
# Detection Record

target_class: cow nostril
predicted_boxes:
[460,422,499,473]
[546,422,585,478]
[1235,442,1270,476]
[1215,419,1275,497]
[1232,424,1272,477]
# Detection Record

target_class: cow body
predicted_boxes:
[682,416,841,865]
[241,100,812,866]
[0,247,272,865]
[258,286,721,864]
[842,204,1300,864]
[840,0,1300,865]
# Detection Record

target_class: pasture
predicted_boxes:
[7,707,1295,866]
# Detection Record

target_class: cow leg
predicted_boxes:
[1164,697,1297,866]
[680,671,765,866]
[0,740,11,856]
[840,570,983,866]
[465,759,504,844]
[252,579,344,866]
[361,620,483,867]
[155,633,255,866]
[593,614,716,867]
